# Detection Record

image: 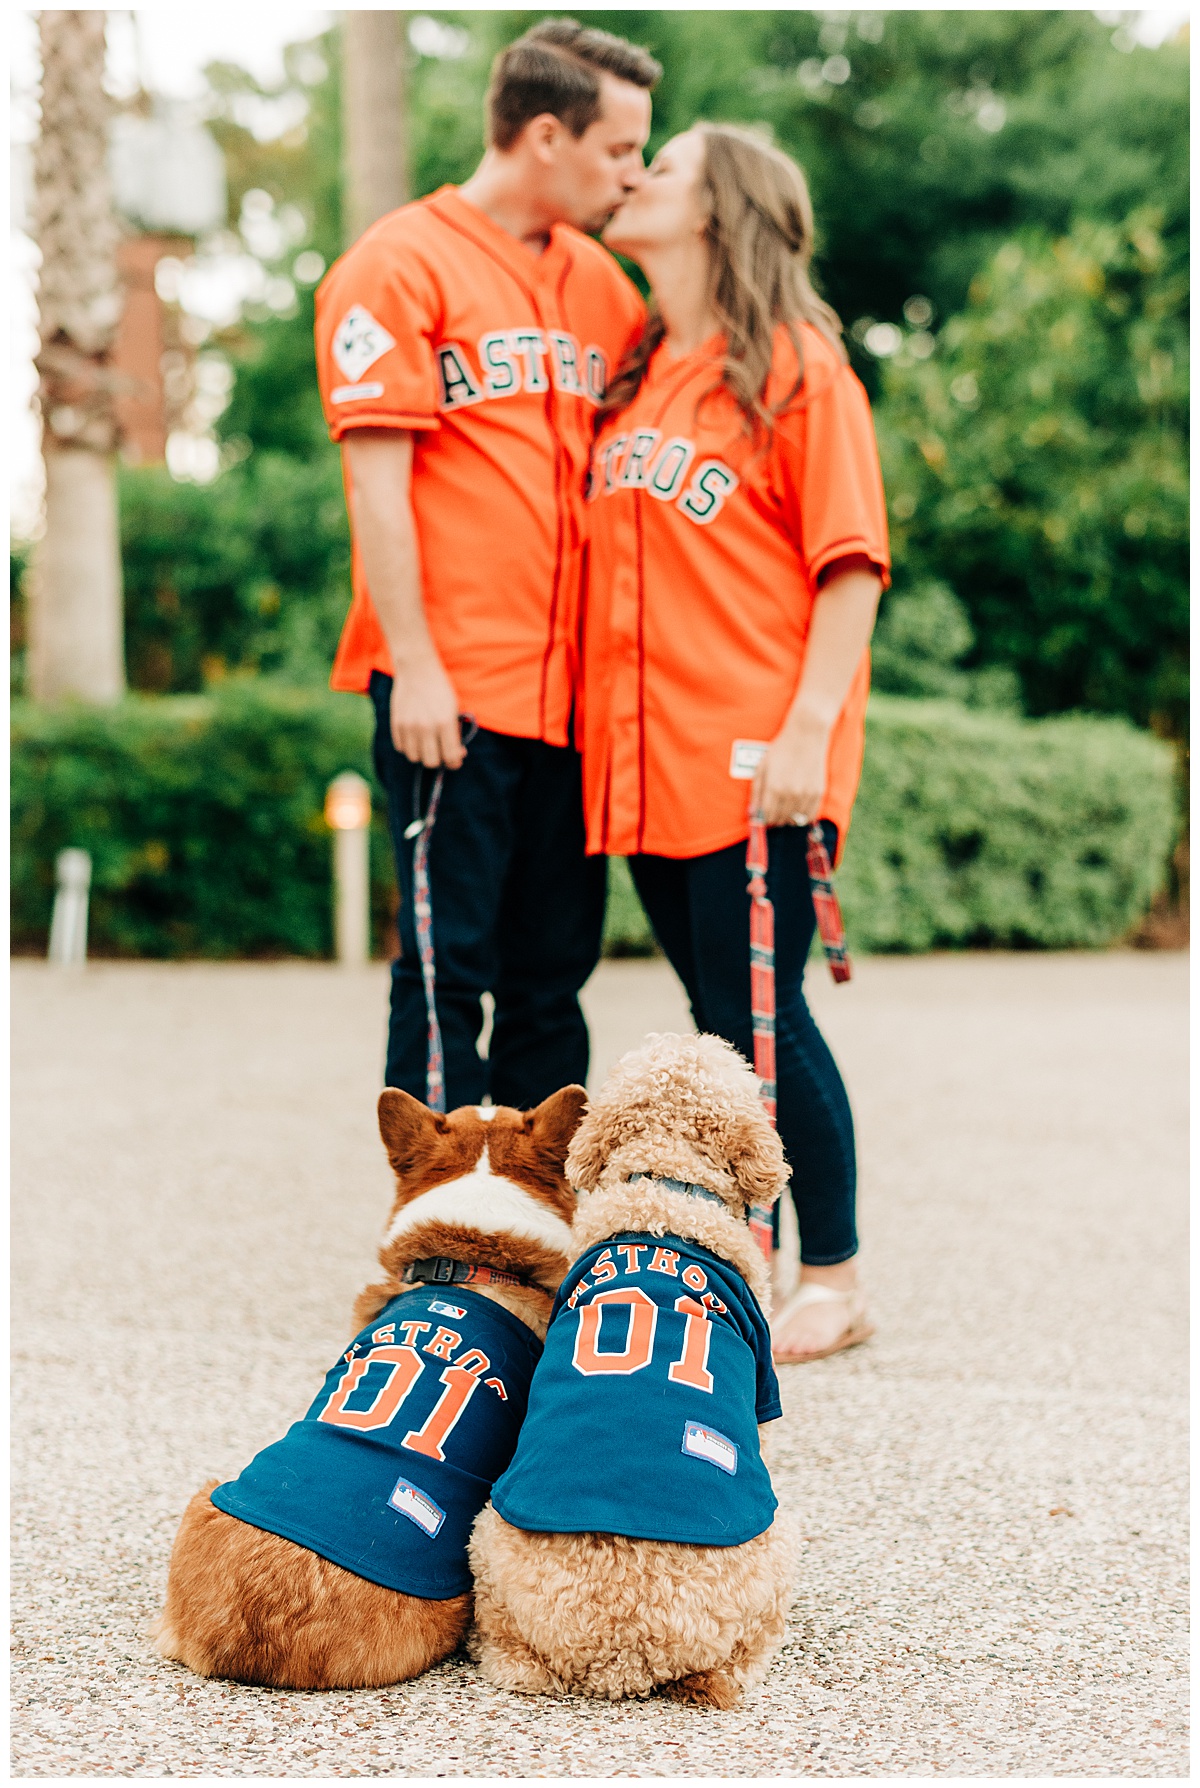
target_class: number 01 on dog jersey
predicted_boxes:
[211,1286,542,1599]
[491,1234,782,1547]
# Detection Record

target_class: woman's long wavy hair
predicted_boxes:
[601,123,846,436]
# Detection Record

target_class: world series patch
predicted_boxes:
[332,305,396,383]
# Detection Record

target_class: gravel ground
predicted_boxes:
[11,950,1188,1776]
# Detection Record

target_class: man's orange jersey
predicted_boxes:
[315,186,645,745]
[581,322,890,863]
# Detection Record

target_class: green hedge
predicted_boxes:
[603,695,1178,955]
[11,688,1176,959]
[841,696,1176,950]
[11,687,390,959]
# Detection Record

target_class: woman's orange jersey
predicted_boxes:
[581,322,890,861]
[315,186,644,745]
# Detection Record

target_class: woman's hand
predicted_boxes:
[751,557,883,829]
[751,710,831,829]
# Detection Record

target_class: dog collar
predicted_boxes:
[402,1258,531,1290]
[623,1173,736,1214]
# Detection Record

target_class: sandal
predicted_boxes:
[771,1280,875,1365]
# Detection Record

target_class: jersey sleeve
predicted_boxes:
[775,354,891,590]
[314,227,443,442]
[744,1288,783,1423]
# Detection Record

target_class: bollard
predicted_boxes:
[48,848,91,967]
[325,772,372,967]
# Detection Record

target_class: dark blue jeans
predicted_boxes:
[628,825,857,1266]
[370,673,607,1109]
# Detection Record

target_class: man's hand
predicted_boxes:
[342,430,468,768]
[752,710,830,829]
[390,654,465,769]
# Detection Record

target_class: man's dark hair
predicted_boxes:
[486,19,661,151]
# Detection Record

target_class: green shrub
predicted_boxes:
[118,452,350,696]
[10,688,1176,960]
[876,212,1188,735]
[11,686,390,959]
[870,581,1022,712]
[840,694,1177,950]
[602,857,658,958]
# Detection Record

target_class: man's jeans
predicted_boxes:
[370,672,606,1109]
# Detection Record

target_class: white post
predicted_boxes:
[48,848,91,967]
[325,772,372,966]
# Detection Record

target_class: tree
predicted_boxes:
[875,210,1188,735]
[30,9,126,702]
[341,12,409,243]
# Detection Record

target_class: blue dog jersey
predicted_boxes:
[491,1233,782,1548]
[211,1286,541,1598]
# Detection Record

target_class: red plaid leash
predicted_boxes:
[746,812,777,1261]
[745,811,853,1260]
[805,824,852,983]
[404,718,477,1114]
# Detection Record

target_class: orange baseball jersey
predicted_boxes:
[581,321,890,861]
[315,186,645,745]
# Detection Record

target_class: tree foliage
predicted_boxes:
[119,454,349,692]
[397,10,1188,369]
[876,209,1188,732]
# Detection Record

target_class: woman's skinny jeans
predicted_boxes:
[628,822,857,1266]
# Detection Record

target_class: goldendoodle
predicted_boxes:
[470,1033,796,1707]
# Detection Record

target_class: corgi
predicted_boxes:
[154,1084,584,1689]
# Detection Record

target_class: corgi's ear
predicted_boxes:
[524,1084,588,1170]
[377,1088,445,1178]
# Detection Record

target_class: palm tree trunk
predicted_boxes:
[30,9,126,703]
[341,12,409,245]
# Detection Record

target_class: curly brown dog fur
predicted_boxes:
[469,1497,797,1706]
[469,1033,796,1707]
[154,1085,584,1690]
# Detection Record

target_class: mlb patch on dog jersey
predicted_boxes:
[332,305,396,383]
[682,1420,739,1475]
[729,740,768,781]
[211,1284,541,1597]
[388,1476,446,1537]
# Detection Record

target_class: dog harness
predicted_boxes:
[491,1233,782,1548]
[211,1284,541,1598]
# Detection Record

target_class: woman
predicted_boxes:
[583,123,890,1363]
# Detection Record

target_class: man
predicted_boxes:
[315,21,658,1108]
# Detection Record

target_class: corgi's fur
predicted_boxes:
[153,1084,585,1690]
[469,1034,796,1708]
